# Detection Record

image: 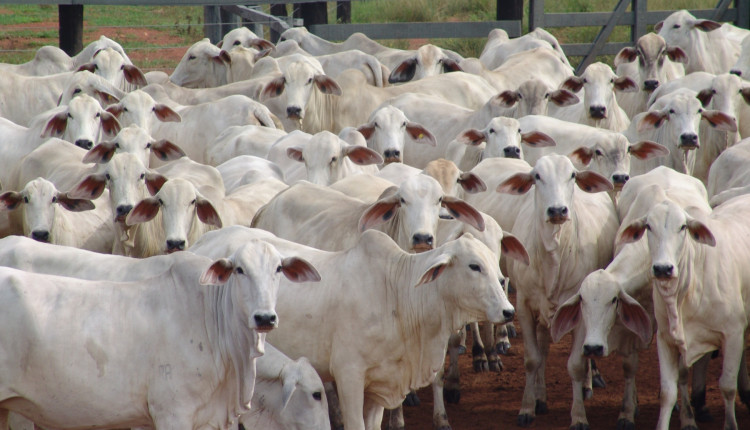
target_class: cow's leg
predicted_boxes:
[655,335,680,430]
[432,369,451,430]
[690,352,713,423]
[458,324,467,354]
[718,335,744,430]
[494,322,511,356]
[535,325,551,413]
[737,349,750,414]
[517,308,541,427]
[325,381,345,430]
[567,327,589,430]
[363,397,385,430]
[483,323,504,371]
[677,358,698,430]
[384,406,404,430]
[470,322,488,372]
[617,350,640,430]
[336,372,367,430]
[443,332,462,404]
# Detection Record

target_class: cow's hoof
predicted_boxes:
[616,419,634,430]
[680,426,699,430]
[507,324,518,338]
[457,345,466,355]
[569,423,590,430]
[444,387,460,404]
[535,400,548,414]
[583,387,593,400]
[517,414,535,427]
[488,358,503,372]
[694,405,713,422]
[496,341,511,355]
[403,392,420,407]
[473,359,489,373]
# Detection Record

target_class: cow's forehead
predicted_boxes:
[647,201,686,230]
[108,152,146,176]
[371,105,407,123]
[95,48,126,66]
[117,125,151,142]
[452,234,497,265]
[422,160,459,194]
[24,178,57,197]
[534,154,575,178]
[580,270,618,299]
[399,174,442,200]
[304,132,341,158]
[637,33,666,56]
[121,91,156,108]
[157,179,196,202]
[518,80,549,98]
[488,116,520,131]
[582,63,615,80]
[232,241,282,268]
[285,60,319,80]
[69,94,100,113]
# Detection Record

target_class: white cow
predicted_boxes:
[56,70,126,107]
[461,47,573,93]
[216,155,286,192]
[83,125,185,168]
[489,78,579,119]
[356,105,436,164]
[104,90,182,132]
[76,47,148,91]
[386,43,462,83]
[170,38,233,88]
[497,154,618,428]
[218,26,275,52]
[479,27,571,70]
[206,125,288,166]
[0,45,73,76]
[730,33,750,77]
[707,137,750,204]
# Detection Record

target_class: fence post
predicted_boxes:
[337,1,351,24]
[632,0,646,43]
[204,6,222,43]
[529,0,544,31]
[300,2,328,27]
[270,4,288,42]
[736,0,750,28]
[497,0,523,21]
[59,5,83,56]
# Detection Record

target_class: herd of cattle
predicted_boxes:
[1,7,750,430]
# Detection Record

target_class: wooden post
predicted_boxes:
[632,0,646,43]
[529,0,544,31]
[337,1,351,24]
[300,1,328,27]
[497,0,523,21]
[204,6,222,43]
[270,4,288,43]
[737,0,750,28]
[59,5,83,56]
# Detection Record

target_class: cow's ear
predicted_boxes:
[357,122,375,140]
[0,192,23,211]
[441,196,485,231]
[617,290,653,344]
[261,76,286,100]
[521,131,556,148]
[57,193,95,212]
[701,110,737,132]
[415,254,452,287]
[666,46,688,64]
[153,104,182,123]
[286,146,305,162]
[281,373,298,410]
[389,58,417,83]
[686,218,716,246]
[654,20,664,32]
[615,47,638,65]
[122,65,148,87]
[76,62,96,73]
[249,38,275,52]
[280,256,321,283]
[83,142,117,164]
[561,76,584,93]
[740,87,750,105]
[68,174,107,200]
[549,89,579,107]
[406,122,436,146]
[497,172,534,195]
[100,111,122,137]
[126,197,160,225]
[106,103,124,118]
[456,129,486,146]
[359,193,400,232]
[145,173,168,195]
[614,76,638,92]
[95,89,120,106]
[42,112,68,138]
[575,171,614,193]
[441,58,462,73]
[550,294,581,343]
[692,19,722,32]
[496,90,521,108]
[196,197,223,228]
[200,258,234,285]
[617,217,647,247]
[628,141,669,160]
[638,110,669,132]
[151,140,186,161]
[344,145,383,166]
[313,75,342,96]
[696,88,714,107]
[501,232,530,266]
[569,146,595,167]
[457,172,486,194]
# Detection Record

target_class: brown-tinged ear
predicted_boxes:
[666,46,688,63]
[456,129,486,146]
[497,172,534,195]
[561,76,584,93]
[441,196,485,231]
[389,58,417,83]
[249,38,276,52]
[216,40,224,48]
[701,110,737,132]
[196,197,223,228]
[575,170,614,193]
[106,103,124,118]
[344,145,384,166]
[406,122,437,146]
[521,131,556,148]
[359,194,400,232]
[501,232,530,265]
[212,50,232,66]
[125,197,160,225]
[617,218,647,247]
[94,89,120,106]
[638,110,668,132]
[76,63,96,73]
[686,219,715,246]
[496,90,521,108]
[414,254,452,287]
[569,146,595,167]
[83,142,117,164]
[356,123,375,140]
[286,146,305,162]
[550,294,581,343]
[615,47,638,66]
[741,87,750,105]
[151,140,186,161]
[42,112,68,138]
[617,290,653,344]
[56,193,95,212]
[614,76,638,92]
[696,88,714,107]
[628,140,669,160]
[0,192,23,211]
[654,20,664,32]
[68,174,107,200]
[199,258,234,285]
[261,76,286,100]
[100,111,122,137]
[458,172,486,194]
[122,65,148,87]
[254,47,274,63]
[441,58,462,73]
[154,104,181,123]
[145,173,167,195]
[281,256,321,282]
[693,19,722,32]
[549,89,579,107]
[313,75,342,96]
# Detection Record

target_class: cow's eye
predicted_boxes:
[669,109,675,114]
[233,40,241,46]
[276,265,283,273]
[610,78,614,83]
[534,173,541,180]
[95,112,101,118]
[188,55,196,60]
[595,149,603,156]
[488,129,495,134]
[190,199,196,205]
[499,278,506,287]
[105,173,111,180]
[469,264,481,273]
[139,173,145,180]
[307,78,313,84]
[400,197,406,204]
[235,267,244,274]
[582,78,588,84]
[313,391,322,401]
[571,172,576,179]
[51,196,57,203]
[23,196,29,203]
[673,24,680,29]
[680,224,687,231]
[331,157,337,163]
[145,143,152,149]
[158,199,164,205]
[611,297,618,304]
[123,107,129,113]
[73,88,82,94]
[67,113,73,119]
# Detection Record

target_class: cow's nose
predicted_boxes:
[583,344,604,357]
[286,106,302,119]
[116,205,133,218]
[679,133,699,149]
[502,309,515,322]
[643,80,659,91]
[730,69,742,76]
[412,233,434,250]
[547,206,569,223]
[166,239,186,252]
[254,313,278,331]
[503,146,521,159]
[653,264,674,279]
[75,139,93,150]
[612,174,630,185]
[589,105,607,119]
[383,149,401,162]
[31,230,50,243]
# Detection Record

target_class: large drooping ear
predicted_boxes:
[356,122,375,140]
[212,50,232,66]
[68,174,107,200]
[56,193,95,212]
[406,122,437,146]
[106,103,124,118]
[94,89,120,106]
[740,87,750,105]
[701,110,738,132]
[42,112,69,138]
[313,75,342,96]
[575,171,614,193]
[654,20,664,32]
[569,146,595,167]
[0,192,23,211]
[497,172,534,195]
[153,104,182,123]
[441,58,462,73]
[76,62,96,73]
[615,47,638,65]
[145,173,168,195]
[151,140,186,161]
[441,196,485,231]
[638,110,669,132]
[281,373,298,410]
[199,258,234,285]
[549,89,579,107]
[286,146,305,163]
[616,217,647,247]
[501,232,530,265]
[280,256,321,283]
[456,129,486,146]
[614,76,638,92]
[260,76,286,100]
[696,88,714,107]
[691,19,722,32]
[344,145,384,166]
[196,196,223,228]
[617,290,653,344]
[496,90,521,108]
[125,197,160,225]
[550,294,581,343]
[249,38,276,52]
[100,111,122,137]
[561,75,584,93]
[414,254,452,287]
[666,46,688,63]
[521,131,556,148]
[389,58,417,83]
[686,218,716,246]
[457,171,486,194]
[628,140,669,160]
[83,142,117,164]
[122,65,148,87]
[359,194,400,232]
